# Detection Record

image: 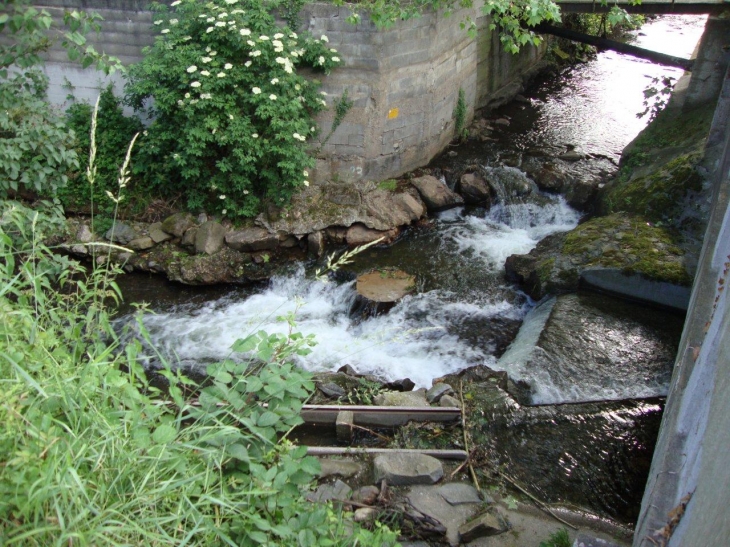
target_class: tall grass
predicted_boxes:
[0,104,399,546]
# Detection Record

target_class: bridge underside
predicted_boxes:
[557,1,728,15]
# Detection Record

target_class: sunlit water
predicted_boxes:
[120,15,705,403]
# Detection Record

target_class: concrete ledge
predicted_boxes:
[580,268,691,311]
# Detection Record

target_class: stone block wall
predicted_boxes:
[32,1,546,183]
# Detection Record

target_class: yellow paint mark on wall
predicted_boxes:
[388,108,399,119]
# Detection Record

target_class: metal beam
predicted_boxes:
[556,0,728,15]
[300,404,462,427]
[534,23,695,71]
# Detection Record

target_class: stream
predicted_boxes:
[116,15,706,526]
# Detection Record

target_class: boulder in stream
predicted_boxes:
[410,175,464,211]
[352,269,415,317]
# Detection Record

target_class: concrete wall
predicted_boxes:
[632,56,730,547]
[32,1,545,183]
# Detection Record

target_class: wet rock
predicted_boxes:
[318,459,364,480]
[438,483,482,506]
[426,383,453,403]
[346,223,398,246]
[458,511,509,542]
[440,394,461,408]
[76,224,93,243]
[498,293,683,405]
[484,166,533,197]
[326,226,348,244]
[161,212,196,237]
[494,118,511,126]
[195,221,226,255]
[410,175,464,212]
[353,269,415,316]
[383,378,416,392]
[308,230,325,257]
[105,222,138,244]
[128,236,155,251]
[149,222,173,244]
[225,227,278,252]
[353,507,377,522]
[318,382,346,399]
[559,150,584,162]
[373,453,443,485]
[373,389,429,407]
[337,365,358,377]
[352,485,380,506]
[458,172,491,205]
[307,479,352,503]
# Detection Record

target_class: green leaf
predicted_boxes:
[257,411,280,427]
[152,423,177,444]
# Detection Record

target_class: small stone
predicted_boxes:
[426,383,453,403]
[353,507,377,523]
[279,234,299,248]
[338,364,358,376]
[196,213,208,224]
[494,118,511,126]
[181,227,197,248]
[70,244,88,256]
[149,222,172,243]
[440,394,461,408]
[318,382,346,399]
[128,236,155,251]
[318,459,364,479]
[559,151,583,162]
[383,378,416,392]
[458,511,508,542]
[373,453,444,486]
[352,485,380,506]
[76,224,93,243]
[195,221,226,255]
[308,231,325,257]
[448,150,458,157]
[161,212,196,238]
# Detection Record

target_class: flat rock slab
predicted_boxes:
[318,459,364,480]
[408,484,482,546]
[439,483,482,506]
[374,453,443,486]
[307,479,352,503]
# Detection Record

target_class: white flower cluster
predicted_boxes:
[292,132,306,142]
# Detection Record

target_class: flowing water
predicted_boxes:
[116,15,707,524]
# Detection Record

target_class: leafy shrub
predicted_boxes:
[61,85,144,215]
[124,0,342,219]
[0,0,122,199]
[0,203,399,545]
[0,71,79,198]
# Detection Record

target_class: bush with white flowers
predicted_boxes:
[125,0,341,218]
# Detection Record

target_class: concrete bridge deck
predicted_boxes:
[556,0,728,14]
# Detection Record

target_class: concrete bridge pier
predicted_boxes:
[632,20,730,545]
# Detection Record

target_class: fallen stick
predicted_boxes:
[499,472,578,530]
[459,380,482,494]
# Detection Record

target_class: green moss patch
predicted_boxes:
[562,213,691,285]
